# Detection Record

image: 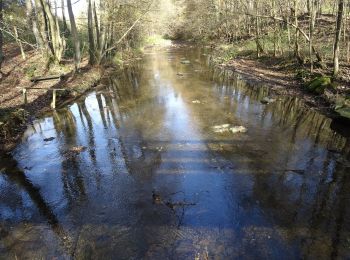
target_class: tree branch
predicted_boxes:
[101,1,154,58]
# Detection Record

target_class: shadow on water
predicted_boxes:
[0,46,350,259]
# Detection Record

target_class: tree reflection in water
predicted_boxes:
[0,47,349,259]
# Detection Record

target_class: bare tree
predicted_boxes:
[0,0,3,73]
[67,0,80,70]
[87,0,96,65]
[333,0,345,77]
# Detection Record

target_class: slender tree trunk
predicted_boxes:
[333,0,344,77]
[34,0,52,56]
[67,0,80,70]
[61,0,69,36]
[273,0,277,57]
[255,0,261,58]
[36,0,64,62]
[88,0,96,65]
[93,0,100,50]
[0,0,3,72]
[26,0,43,49]
[294,0,303,63]
[309,0,316,72]
[98,0,106,62]
[14,26,26,60]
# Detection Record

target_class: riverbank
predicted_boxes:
[0,45,104,152]
[209,43,350,122]
[0,41,163,153]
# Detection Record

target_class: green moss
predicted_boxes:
[305,76,332,94]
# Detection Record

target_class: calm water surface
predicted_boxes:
[1,46,350,259]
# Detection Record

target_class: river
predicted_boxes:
[0,46,350,259]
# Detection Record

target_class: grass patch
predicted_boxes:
[144,34,172,47]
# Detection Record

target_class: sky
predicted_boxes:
[55,0,87,18]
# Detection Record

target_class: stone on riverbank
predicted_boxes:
[306,76,332,94]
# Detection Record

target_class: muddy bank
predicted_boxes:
[0,66,103,152]
[211,55,349,122]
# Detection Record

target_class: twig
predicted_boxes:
[0,27,37,49]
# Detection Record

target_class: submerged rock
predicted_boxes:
[43,137,55,142]
[212,124,247,134]
[260,97,276,104]
[229,126,247,133]
[69,146,87,153]
[181,60,191,65]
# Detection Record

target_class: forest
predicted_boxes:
[0,0,349,147]
[0,0,350,259]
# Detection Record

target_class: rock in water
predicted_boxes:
[152,190,162,204]
[212,124,247,134]
[229,126,247,133]
[261,97,276,104]
[212,124,230,133]
[70,146,87,153]
[43,137,55,142]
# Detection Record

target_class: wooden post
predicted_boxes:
[22,88,27,105]
[51,89,56,109]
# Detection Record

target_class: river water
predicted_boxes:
[1,46,350,259]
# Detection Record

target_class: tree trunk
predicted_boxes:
[273,0,277,57]
[34,0,52,56]
[14,26,26,60]
[61,0,69,36]
[88,0,96,65]
[255,0,261,58]
[26,0,43,49]
[39,0,64,62]
[34,0,63,61]
[0,0,3,72]
[294,0,303,63]
[67,0,81,71]
[309,0,316,72]
[93,0,100,50]
[333,0,344,77]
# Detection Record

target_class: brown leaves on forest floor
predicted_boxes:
[224,58,299,90]
[221,57,341,111]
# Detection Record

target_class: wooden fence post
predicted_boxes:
[51,90,57,109]
[22,88,27,105]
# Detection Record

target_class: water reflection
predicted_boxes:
[0,47,349,259]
